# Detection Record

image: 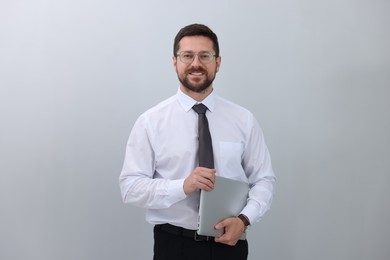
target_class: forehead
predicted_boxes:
[178,36,214,52]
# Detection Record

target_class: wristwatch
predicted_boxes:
[238,214,250,227]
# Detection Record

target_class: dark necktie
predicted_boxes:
[193,104,214,168]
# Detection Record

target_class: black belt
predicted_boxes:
[156,224,212,241]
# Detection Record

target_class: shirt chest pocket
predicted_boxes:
[218,142,245,180]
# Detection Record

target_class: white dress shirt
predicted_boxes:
[119,88,275,230]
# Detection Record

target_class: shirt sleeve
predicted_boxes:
[119,115,187,209]
[240,113,276,224]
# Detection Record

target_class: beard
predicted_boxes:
[177,67,216,93]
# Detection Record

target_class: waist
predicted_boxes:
[155,223,212,242]
[146,202,199,230]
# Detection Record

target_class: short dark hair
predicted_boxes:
[173,24,219,57]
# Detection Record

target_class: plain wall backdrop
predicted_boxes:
[1,0,389,259]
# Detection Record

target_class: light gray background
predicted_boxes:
[1,0,389,259]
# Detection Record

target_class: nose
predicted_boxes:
[190,54,202,66]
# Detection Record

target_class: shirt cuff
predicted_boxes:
[240,200,261,225]
[167,179,187,203]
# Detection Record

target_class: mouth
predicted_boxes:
[188,70,206,77]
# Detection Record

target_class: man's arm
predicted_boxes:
[119,116,187,209]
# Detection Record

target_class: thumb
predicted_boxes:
[214,219,228,230]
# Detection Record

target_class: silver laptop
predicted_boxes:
[197,176,249,239]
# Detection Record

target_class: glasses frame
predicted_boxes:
[176,50,218,65]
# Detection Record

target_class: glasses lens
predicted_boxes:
[180,52,195,63]
[198,51,213,64]
[178,51,215,64]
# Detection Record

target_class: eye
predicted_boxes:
[199,51,212,61]
[182,52,194,59]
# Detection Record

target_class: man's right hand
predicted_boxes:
[183,167,216,195]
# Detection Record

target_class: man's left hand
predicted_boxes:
[214,217,246,246]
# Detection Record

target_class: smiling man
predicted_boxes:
[119,24,276,260]
[174,35,220,96]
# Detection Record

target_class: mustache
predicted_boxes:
[186,67,207,74]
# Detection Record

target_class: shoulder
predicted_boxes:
[138,94,178,120]
[214,95,254,119]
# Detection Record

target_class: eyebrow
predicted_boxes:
[181,50,212,53]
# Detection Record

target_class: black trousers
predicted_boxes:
[153,225,248,260]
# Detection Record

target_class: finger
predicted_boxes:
[214,233,238,246]
[196,167,216,176]
[197,177,214,191]
[214,222,225,231]
[191,167,216,191]
[195,173,215,188]
[199,169,216,184]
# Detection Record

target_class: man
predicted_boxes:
[119,24,275,260]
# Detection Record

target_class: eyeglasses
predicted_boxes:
[176,51,217,64]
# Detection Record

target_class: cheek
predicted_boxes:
[175,65,182,74]
[176,64,189,74]
[210,65,219,75]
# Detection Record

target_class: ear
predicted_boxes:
[215,56,221,73]
[173,56,178,71]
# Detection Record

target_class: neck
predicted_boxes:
[180,85,213,102]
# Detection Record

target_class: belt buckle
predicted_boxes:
[194,232,209,241]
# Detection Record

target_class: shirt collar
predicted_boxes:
[176,88,216,113]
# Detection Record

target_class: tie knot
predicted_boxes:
[192,103,208,115]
